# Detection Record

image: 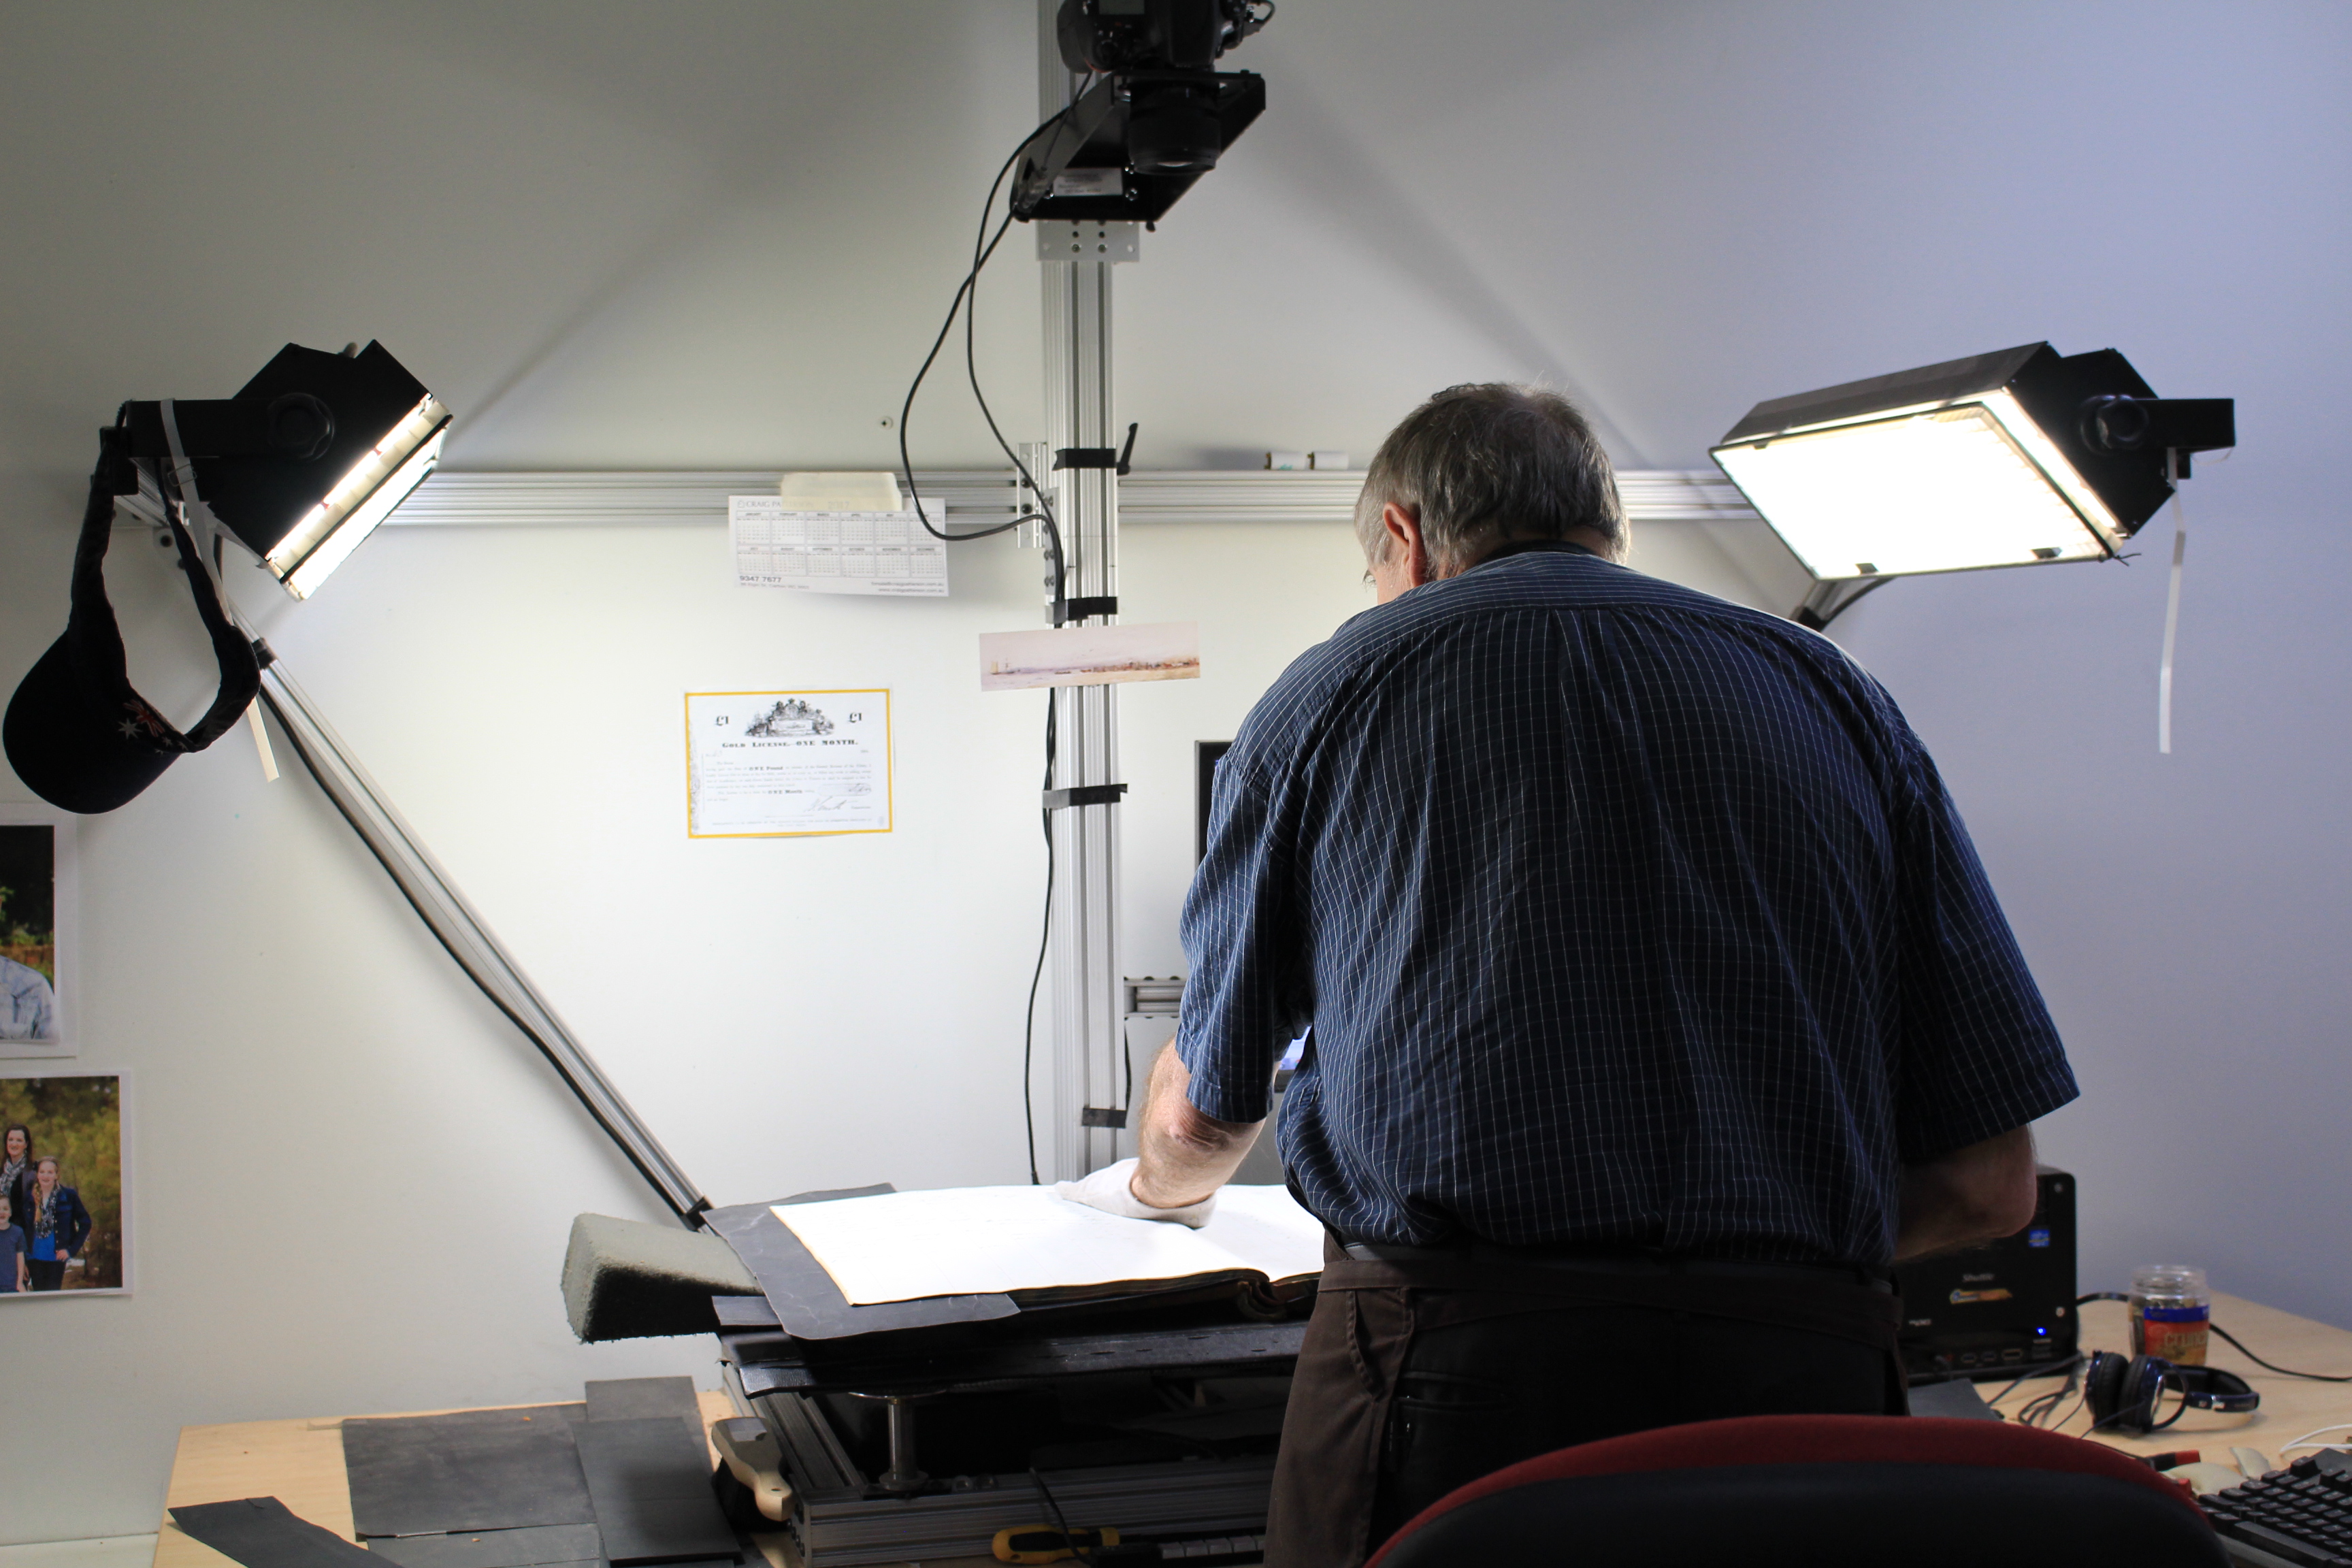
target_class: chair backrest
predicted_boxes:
[1368,1414,2225,1568]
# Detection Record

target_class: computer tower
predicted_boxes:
[1893,1164,2077,1383]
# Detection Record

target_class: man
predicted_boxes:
[0,952,55,1041]
[1064,383,2078,1567]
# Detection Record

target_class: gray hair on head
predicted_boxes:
[1354,383,1625,573]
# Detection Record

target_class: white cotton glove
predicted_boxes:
[1054,1156,1218,1228]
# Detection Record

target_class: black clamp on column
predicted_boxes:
[1053,421,1140,478]
[1047,423,1136,626]
[1043,783,1128,810]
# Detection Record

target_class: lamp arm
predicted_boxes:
[253,658,710,1227]
[1793,574,1893,632]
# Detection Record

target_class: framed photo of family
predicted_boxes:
[0,805,76,1058]
[0,1071,128,1298]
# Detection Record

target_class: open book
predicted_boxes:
[772,1183,1326,1308]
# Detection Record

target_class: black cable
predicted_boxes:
[895,91,1113,1185]
[1028,1465,1094,1566]
[892,93,1088,613]
[1811,574,1893,630]
[2075,1294,2352,1382]
[893,146,1030,542]
[2013,1354,2083,1428]
[1021,696,1058,1186]
[961,200,1067,608]
[2089,1388,2189,1435]
[1987,1354,2080,1409]
[2211,1324,2352,1382]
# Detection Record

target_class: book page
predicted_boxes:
[773,1183,1323,1307]
[1200,1182,1328,1285]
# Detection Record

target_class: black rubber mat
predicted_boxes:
[342,1405,594,1537]
[571,1416,738,1565]
[357,1522,606,1567]
[168,1497,376,1567]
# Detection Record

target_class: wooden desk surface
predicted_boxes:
[1991,1292,2352,1466]
[153,1390,738,1568]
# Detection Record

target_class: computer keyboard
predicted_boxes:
[2201,1454,2352,1567]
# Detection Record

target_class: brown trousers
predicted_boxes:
[1262,1243,1906,1568]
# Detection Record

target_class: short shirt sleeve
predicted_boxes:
[1891,732,2080,1159]
[1175,754,1310,1124]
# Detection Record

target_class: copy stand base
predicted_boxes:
[717,1294,1301,1565]
[734,1368,1282,1567]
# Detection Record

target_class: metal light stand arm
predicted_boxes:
[255,659,710,1225]
[123,458,708,1226]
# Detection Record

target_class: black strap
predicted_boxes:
[67,449,260,756]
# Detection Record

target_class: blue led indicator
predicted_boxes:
[2027,1228,2051,1247]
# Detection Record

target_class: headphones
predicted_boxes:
[2085,1349,2260,1433]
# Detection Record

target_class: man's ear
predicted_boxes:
[1382,503,1431,587]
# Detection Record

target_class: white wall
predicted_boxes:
[4,0,2349,1544]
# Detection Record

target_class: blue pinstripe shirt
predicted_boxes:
[1177,544,2076,1264]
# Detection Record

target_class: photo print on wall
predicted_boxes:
[0,806,76,1057]
[0,1073,127,1296]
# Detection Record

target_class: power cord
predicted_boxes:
[892,95,1109,1186]
[2016,1362,2082,1429]
[1021,699,1057,1186]
[1028,1466,1095,1565]
[1985,1354,2080,1412]
[894,86,1099,612]
[2077,1292,2352,1381]
[2210,1324,2352,1382]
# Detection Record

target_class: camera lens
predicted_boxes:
[1127,86,1221,174]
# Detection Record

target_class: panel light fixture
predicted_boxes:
[122,340,450,599]
[1710,342,2232,623]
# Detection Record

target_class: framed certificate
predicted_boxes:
[684,689,892,838]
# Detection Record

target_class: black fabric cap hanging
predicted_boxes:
[3,438,261,814]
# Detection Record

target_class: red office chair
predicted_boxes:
[1367,1415,2225,1567]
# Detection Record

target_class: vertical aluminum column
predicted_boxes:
[1040,6,1125,1180]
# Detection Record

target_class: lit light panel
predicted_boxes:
[271,394,450,599]
[1707,342,2208,588]
[1712,397,2121,581]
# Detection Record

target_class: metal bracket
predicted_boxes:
[1043,783,1128,810]
[1124,976,1185,1017]
[1033,218,1141,263]
[1078,1107,1129,1129]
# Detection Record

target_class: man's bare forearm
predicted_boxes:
[1895,1124,2040,1261]
[1131,1043,1264,1209]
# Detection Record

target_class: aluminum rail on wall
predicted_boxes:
[383,468,1762,529]
[256,661,710,1224]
